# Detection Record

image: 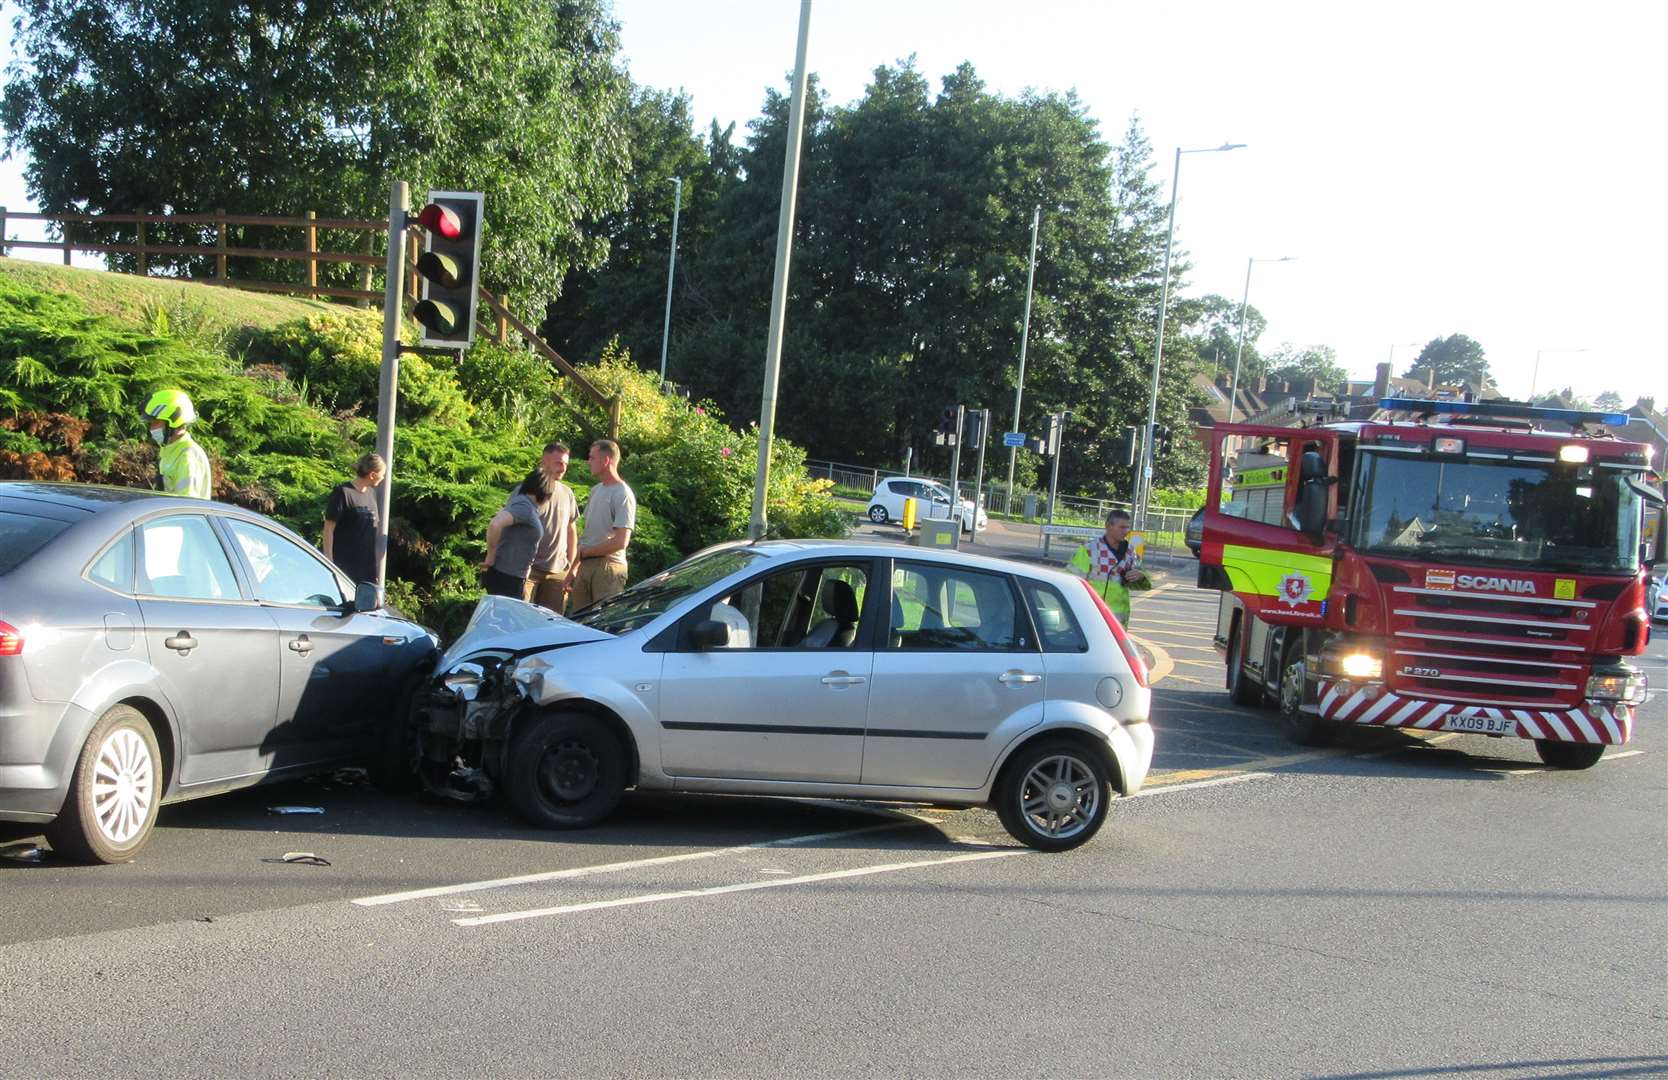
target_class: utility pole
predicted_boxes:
[1041,411,1067,558]
[658,176,682,384]
[948,404,966,512]
[748,0,813,539]
[373,179,409,592]
[1004,206,1041,516]
[969,408,990,545]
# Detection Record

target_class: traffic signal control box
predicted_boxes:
[413,190,485,349]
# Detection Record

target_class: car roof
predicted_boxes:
[740,537,1078,584]
[0,481,167,515]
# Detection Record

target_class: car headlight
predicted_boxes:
[1586,665,1647,704]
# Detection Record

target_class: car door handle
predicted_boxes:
[288,635,314,655]
[998,670,1041,685]
[164,632,196,654]
[820,674,867,687]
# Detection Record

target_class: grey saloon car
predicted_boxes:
[407,539,1154,851]
[0,482,438,863]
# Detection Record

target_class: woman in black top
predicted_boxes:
[482,466,552,598]
[323,452,384,585]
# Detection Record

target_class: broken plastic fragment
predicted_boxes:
[259,851,332,866]
[1,843,44,863]
[267,806,325,815]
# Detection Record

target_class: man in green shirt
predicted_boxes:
[142,388,211,499]
[1068,509,1149,626]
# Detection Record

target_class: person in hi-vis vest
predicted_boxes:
[142,388,212,500]
[1068,508,1150,626]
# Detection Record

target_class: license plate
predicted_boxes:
[1441,712,1517,736]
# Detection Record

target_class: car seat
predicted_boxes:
[800,579,859,648]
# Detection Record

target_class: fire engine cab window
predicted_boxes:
[1349,452,1641,574]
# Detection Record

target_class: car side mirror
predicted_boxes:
[689,619,730,650]
[351,580,383,613]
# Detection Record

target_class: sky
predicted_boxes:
[4,0,1663,408]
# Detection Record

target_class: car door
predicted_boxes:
[133,512,282,786]
[658,559,877,783]
[220,517,388,757]
[863,560,1043,788]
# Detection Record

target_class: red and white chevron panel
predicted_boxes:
[1316,680,1633,745]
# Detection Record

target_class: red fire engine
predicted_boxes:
[1201,397,1661,769]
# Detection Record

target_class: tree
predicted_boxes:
[1405,333,1490,388]
[1178,294,1267,382]
[2,0,632,321]
[1593,390,1624,411]
[1267,344,1346,391]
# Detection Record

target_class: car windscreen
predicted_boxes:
[569,547,766,635]
[1349,451,1642,574]
[0,510,72,575]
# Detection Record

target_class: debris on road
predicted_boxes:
[261,851,332,867]
[267,806,325,815]
[1,842,44,864]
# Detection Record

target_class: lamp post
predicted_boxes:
[657,177,683,384]
[1135,141,1246,528]
[1228,255,1294,424]
[1004,205,1041,516]
[1529,347,1589,402]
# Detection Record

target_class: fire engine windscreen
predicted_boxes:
[1347,452,1642,574]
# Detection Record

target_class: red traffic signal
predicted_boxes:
[411,191,484,348]
[414,202,461,240]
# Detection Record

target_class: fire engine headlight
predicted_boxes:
[1339,653,1383,680]
[1586,665,1647,704]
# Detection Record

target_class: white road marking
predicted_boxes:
[452,848,1028,926]
[1132,771,1274,796]
[351,822,906,907]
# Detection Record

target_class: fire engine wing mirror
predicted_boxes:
[1625,477,1664,506]
[1293,480,1329,541]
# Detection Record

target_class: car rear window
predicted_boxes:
[0,510,71,575]
[1022,581,1088,652]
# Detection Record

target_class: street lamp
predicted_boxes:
[1227,255,1295,424]
[1529,347,1589,401]
[1135,141,1246,528]
[658,176,683,384]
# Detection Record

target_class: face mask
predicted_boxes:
[150,426,167,445]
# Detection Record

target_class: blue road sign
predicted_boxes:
[1002,431,1026,447]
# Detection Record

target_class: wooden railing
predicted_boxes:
[0,207,618,439]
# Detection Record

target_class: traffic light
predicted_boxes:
[964,409,985,444]
[1045,413,1064,456]
[939,406,958,435]
[1115,426,1137,466]
[1154,423,1174,458]
[412,191,485,349]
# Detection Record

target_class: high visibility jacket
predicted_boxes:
[159,433,212,499]
[1068,534,1148,620]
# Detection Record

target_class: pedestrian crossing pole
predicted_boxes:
[373,179,409,593]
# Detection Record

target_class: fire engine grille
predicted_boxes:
[1387,585,1593,706]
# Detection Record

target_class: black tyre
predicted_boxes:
[1277,634,1333,747]
[1226,620,1260,706]
[504,711,628,829]
[868,505,889,524]
[368,670,430,793]
[1534,740,1604,770]
[45,705,162,864]
[993,739,1112,852]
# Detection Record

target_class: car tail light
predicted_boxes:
[0,620,22,656]
[1078,580,1147,688]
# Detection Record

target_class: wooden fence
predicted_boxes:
[0,207,618,439]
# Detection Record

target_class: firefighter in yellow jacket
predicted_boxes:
[1068,509,1150,626]
[142,388,212,499]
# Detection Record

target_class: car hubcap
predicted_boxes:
[541,739,599,802]
[1018,754,1098,839]
[92,727,154,845]
[869,507,885,522]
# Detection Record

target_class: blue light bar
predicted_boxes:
[1379,398,1629,427]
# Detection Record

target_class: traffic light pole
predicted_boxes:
[969,408,989,546]
[1041,411,1065,558]
[948,404,965,511]
[373,179,409,593]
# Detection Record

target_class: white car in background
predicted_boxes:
[1650,572,1667,623]
[865,477,988,533]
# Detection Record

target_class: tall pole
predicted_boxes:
[1135,142,1243,529]
[373,179,409,592]
[969,408,989,545]
[658,176,683,384]
[1004,205,1041,516]
[748,0,813,540]
[948,404,965,511]
[1229,256,1293,424]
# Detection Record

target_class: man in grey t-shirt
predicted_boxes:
[567,439,636,611]
[522,440,579,611]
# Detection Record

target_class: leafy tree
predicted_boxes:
[2,0,632,321]
[1593,390,1624,411]
[1406,333,1490,387]
[1178,293,1267,382]
[1266,344,1346,391]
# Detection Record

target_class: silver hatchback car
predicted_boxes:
[409,540,1153,850]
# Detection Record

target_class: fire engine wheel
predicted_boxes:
[1277,637,1333,747]
[1533,740,1605,770]
[1225,621,1260,706]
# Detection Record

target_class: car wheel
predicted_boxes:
[505,711,627,829]
[1534,740,1604,770]
[868,505,889,524]
[994,739,1111,852]
[45,705,162,864]
[1226,620,1260,706]
[1277,635,1333,746]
